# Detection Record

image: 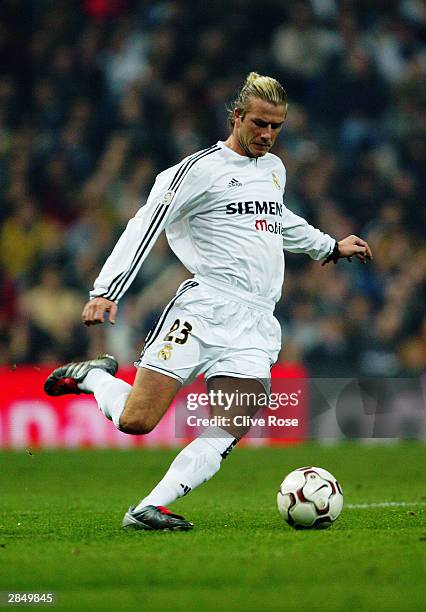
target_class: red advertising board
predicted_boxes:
[0,364,307,449]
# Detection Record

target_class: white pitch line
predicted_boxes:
[346,501,426,509]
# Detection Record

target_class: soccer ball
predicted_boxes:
[277,466,343,529]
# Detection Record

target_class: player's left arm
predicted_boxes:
[323,234,373,265]
[281,207,373,264]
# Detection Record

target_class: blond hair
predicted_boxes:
[228,72,288,128]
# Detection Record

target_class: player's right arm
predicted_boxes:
[81,152,211,326]
[82,297,117,326]
[81,173,176,327]
[80,186,173,326]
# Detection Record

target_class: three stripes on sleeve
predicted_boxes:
[95,145,220,303]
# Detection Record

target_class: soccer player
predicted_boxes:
[44,72,372,531]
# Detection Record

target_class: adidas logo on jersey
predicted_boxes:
[227,177,243,188]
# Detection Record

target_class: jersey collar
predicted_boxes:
[217,140,263,164]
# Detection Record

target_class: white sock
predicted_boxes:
[134,427,237,510]
[79,369,131,429]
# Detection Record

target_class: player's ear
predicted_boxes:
[234,108,243,126]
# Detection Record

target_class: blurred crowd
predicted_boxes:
[0,0,424,376]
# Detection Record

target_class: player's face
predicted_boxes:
[235,97,287,158]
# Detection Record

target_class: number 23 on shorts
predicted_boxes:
[163,319,192,345]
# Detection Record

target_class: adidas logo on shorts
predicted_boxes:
[227,177,243,188]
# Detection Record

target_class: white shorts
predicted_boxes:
[135,276,282,391]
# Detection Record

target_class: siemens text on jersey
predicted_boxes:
[226,201,283,216]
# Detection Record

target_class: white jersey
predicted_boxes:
[90,141,335,305]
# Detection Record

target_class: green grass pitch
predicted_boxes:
[0,442,425,611]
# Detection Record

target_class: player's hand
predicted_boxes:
[82,297,117,326]
[338,235,373,264]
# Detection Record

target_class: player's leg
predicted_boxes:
[123,375,265,530]
[44,356,181,434]
[44,280,202,432]
[207,375,267,439]
[124,368,182,433]
[124,291,278,529]
[123,421,237,530]
[45,356,195,530]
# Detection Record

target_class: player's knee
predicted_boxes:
[119,413,156,435]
